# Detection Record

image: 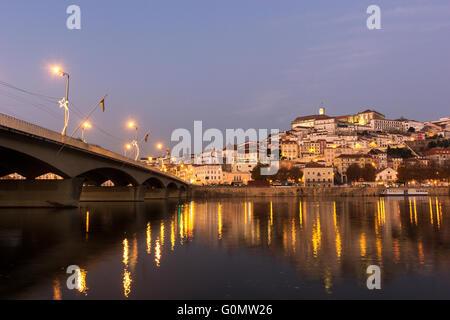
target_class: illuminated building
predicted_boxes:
[303,162,334,187]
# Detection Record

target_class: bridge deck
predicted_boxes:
[0,112,185,184]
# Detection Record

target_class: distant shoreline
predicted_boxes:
[191,186,450,198]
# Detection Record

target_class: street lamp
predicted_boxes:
[131,140,140,161]
[156,143,164,170]
[124,143,132,157]
[128,121,138,141]
[81,121,91,143]
[52,66,70,136]
[127,121,140,161]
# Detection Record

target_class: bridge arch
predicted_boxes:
[166,182,179,198]
[77,167,138,187]
[0,146,70,179]
[166,182,179,190]
[143,177,165,189]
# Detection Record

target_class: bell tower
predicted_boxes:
[319,106,326,115]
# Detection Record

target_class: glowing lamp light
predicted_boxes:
[157,143,163,150]
[83,122,91,129]
[126,144,132,150]
[52,66,62,74]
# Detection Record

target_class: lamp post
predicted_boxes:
[128,121,138,141]
[81,121,91,143]
[124,143,132,157]
[52,66,70,136]
[127,121,140,161]
[157,143,164,170]
[131,140,140,161]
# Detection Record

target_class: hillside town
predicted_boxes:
[151,108,450,187]
[4,107,448,188]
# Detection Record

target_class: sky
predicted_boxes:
[0,0,449,155]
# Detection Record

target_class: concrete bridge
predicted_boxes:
[0,113,190,207]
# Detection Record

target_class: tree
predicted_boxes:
[287,167,303,182]
[397,162,449,184]
[250,163,304,183]
[251,164,268,181]
[346,164,376,183]
[346,164,362,183]
[361,164,376,182]
[387,147,413,159]
[428,141,437,149]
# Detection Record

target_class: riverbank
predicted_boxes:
[192,186,450,198]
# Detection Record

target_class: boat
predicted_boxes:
[381,188,428,197]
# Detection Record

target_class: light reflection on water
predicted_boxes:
[0,197,449,299]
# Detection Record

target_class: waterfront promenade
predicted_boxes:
[192,186,450,198]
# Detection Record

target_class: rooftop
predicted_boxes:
[336,154,372,159]
[304,162,329,168]
[293,114,331,123]
[425,148,450,155]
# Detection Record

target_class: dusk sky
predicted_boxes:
[1,0,449,155]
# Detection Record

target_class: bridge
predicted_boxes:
[0,113,190,207]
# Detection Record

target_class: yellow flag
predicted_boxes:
[99,99,105,112]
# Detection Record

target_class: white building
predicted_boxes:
[376,167,398,184]
[403,120,424,132]
[370,119,405,133]
[192,165,223,185]
[314,118,337,134]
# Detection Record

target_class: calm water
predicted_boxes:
[0,197,449,300]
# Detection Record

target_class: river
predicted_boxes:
[1,197,449,299]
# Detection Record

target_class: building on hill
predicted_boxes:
[338,109,385,126]
[324,145,355,166]
[303,162,334,187]
[376,167,398,184]
[292,114,332,129]
[334,154,373,183]
[292,108,385,130]
[421,123,444,138]
[370,118,405,133]
[402,120,425,132]
[425,148,450,166]
[281,141,299,160]
[368,149,388,169]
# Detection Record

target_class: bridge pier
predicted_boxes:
[0,178,83,208]
[167,188,180,199]
[144,188,167,200]
[179,188,189,200]
[80,185,146,202]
